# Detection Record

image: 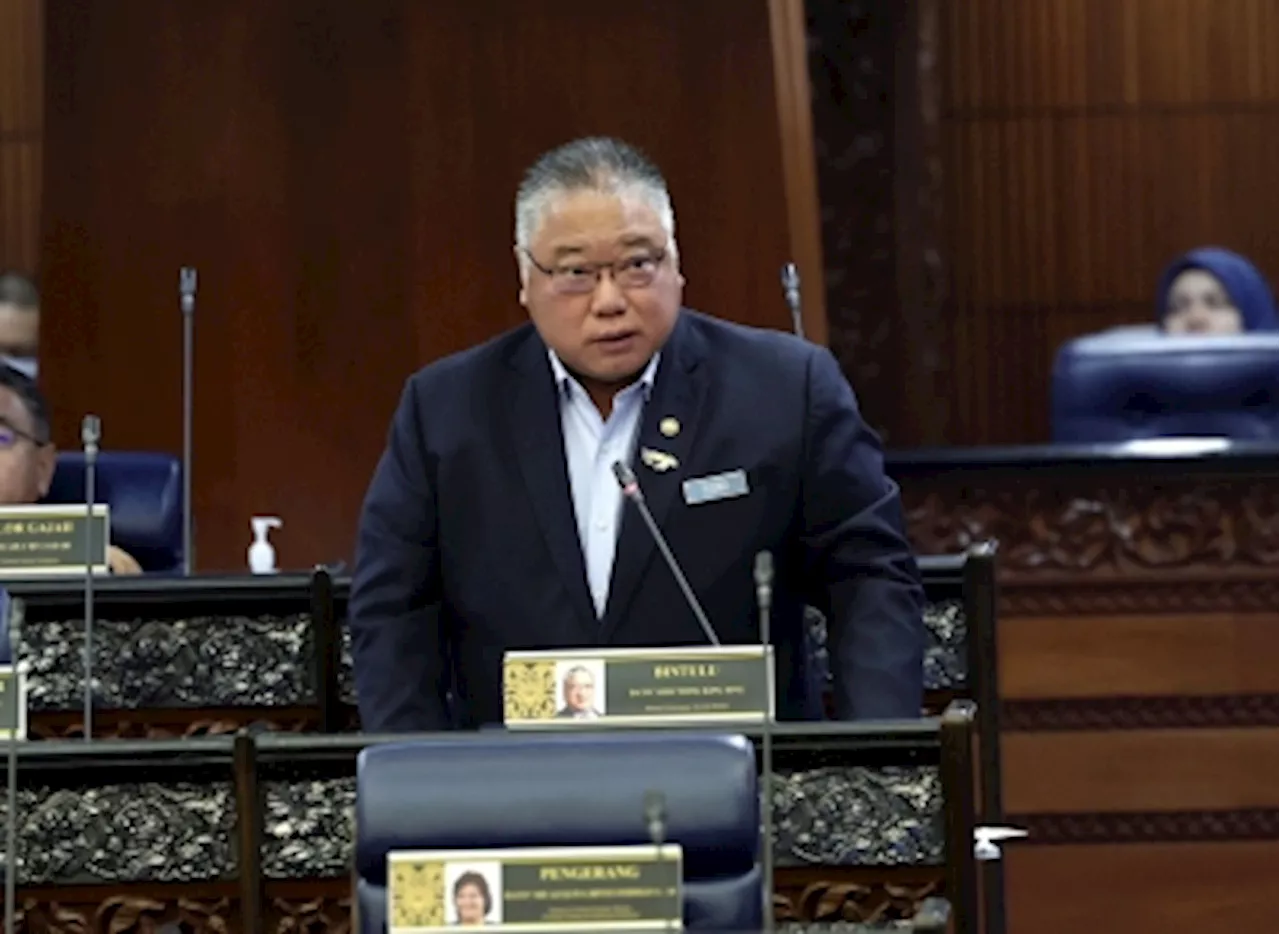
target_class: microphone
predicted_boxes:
[4,591,20,934]
[780,263,804,339]
[81,414,101,743]
[610,461,719,646]
[753,550,776,933]
[643,790,673,934]
[179,267,197,574]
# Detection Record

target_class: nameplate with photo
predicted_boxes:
[0,664,28,741]
[0,504,110,577]
[502,645,774,728]
[387,844,683,932]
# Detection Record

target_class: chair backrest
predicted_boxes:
[1051,329,1279,443]
[354,732,761,932]
[44,452,184,573]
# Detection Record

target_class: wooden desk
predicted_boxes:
[889,440,1278,934]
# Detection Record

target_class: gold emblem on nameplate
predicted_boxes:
[639,447,679,473]
[659,417,680,438]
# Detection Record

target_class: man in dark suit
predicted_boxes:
[350,137,925,732]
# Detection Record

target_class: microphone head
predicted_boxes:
[611,460,640,497]
[753,550,774,586]
[80,414,102,446]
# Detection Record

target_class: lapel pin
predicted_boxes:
[640,447,679,473]
[659,417,680,438]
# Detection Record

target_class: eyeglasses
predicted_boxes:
[0,422,46,450]
[523,248,667,296]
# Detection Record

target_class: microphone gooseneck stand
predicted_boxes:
[81,414,101,743]
[781,262,804,340]
[753,551,776,933]
[610,461,720,646]
[179,267,197,574]
[643,790,673,934]
[4,600,21,934]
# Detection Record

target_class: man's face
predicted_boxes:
[1164,270,1244,335]
[0,304,38,358]
[563,671,595,712]
[0,386,54,505]
[517,189,682,396]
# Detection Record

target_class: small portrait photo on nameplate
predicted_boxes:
[0,664,29,741]
[503,645,774,729]
[387,844,683,933]
[0,503,110,578]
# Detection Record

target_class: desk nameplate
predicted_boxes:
[388,844,683,932]
[503,645,775,729]
[0,504,110,578]
[0,664,28,740]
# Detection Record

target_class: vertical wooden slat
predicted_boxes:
[0,0,43,273]
[768,0,828,345]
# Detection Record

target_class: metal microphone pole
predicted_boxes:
[179,267,197,574]
[643,791,672,934]
[753,551,776,933]
[4,595,21,934]
[780,263,804,339]
[610,462,720,647]
[81,415,101,743]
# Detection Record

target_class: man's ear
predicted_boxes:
[35,442,56,499]
[513,245,529,308]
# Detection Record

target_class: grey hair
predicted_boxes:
[562,665,595,686]
[514,137,677,256]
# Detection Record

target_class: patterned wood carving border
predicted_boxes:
[1002,694,1280,732]
[1010,808,1279,846]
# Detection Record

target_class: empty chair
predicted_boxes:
[354,731,761,932]
[44,452,184,573]
[1051,330,1279,443]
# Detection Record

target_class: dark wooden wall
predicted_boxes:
[935,0,1279,443]
[37,0,797,571]
[0,0,42,273]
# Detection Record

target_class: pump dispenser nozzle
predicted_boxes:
[248,516,283,574]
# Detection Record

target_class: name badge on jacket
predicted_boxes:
[682,469,750,506]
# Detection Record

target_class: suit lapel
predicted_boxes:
[505,332,597,634]
[601,315,709,640]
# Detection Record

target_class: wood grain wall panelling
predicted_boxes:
[938,0,1279,443]
[0,0,42,273]
[1004,727,1278,813]
[999,612,1279,699]
[1006,841,1278,934]
[40,0,797,571]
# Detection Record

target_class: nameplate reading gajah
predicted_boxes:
[0,504,110,577]
[387,844,683,932]
[503,645,774,728]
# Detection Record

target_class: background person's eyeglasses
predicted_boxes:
[0,422,47,449]
[523,249,667,295]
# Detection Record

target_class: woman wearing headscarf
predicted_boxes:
[1156,246,1279,334]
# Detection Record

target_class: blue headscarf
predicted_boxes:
[1155,247,1279,332]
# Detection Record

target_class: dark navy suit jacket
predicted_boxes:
[350,310,925,731]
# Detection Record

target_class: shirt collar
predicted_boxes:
[547,349,660,403]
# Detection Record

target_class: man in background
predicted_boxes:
[555,666,602,719]
[0,273,40,378]
[0,365,140,575]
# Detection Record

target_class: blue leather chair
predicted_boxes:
[43,452,184,573]
[1051,329,1279,443]
[355,732,761,932]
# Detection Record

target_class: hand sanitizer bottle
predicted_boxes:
[248,516,283,574]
